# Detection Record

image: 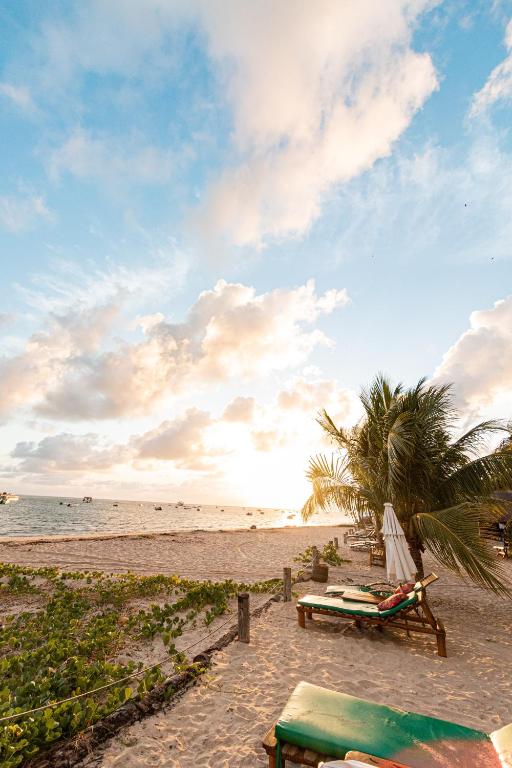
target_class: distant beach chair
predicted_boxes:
[369,543,386,567]
[297,573,447,656]
[262,681,512,768]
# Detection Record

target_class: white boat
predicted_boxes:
[0,492,19,505]
[176,500,184,506]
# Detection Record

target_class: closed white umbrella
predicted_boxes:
[381,502,417,583]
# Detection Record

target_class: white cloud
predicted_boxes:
[248,373,359,453]
[11,433,130,473]
[17,250,189,314]
[0,251,188,421]
[0,304,120,420]
[196,0,437,247]
[0,193,52,233]
[433,295,512,422]
[471,19,512,115]
[222,396,255,423]
[32,1,437,247]
[0,82,36,113]
[277,374,358,425]
[27,279,348,420]
[48,128,174,187]
[135,408,228,470]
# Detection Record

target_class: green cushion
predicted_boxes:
[298,593,417,618]
[275,682,501,767]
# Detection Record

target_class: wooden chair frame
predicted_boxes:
[297,575,447,657]
[262,730,411,767]
[262,723,335,767]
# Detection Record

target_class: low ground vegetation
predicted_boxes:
[0,562,280,767]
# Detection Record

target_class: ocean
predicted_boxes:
[0,495,348,538]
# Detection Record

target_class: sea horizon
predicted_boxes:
[0,494,350,538]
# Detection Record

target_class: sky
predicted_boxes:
[1,0,512,507]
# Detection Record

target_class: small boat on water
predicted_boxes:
[82,496,93,503]
[0,492,18,505]
[176,500,184,507]
[154,505,163,511]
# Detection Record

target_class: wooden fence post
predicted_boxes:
[283,567,292,602]
[311,546,320,570]
[237,592,250,643]
[334,536,339,549]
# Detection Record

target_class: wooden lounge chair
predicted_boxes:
[262,681,512,768]
[297,574,447,656]
[369,544,386,567]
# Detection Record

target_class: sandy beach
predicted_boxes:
[2,526,512,767]
[0,525,348,582]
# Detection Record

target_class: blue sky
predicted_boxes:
[1,0,512,506]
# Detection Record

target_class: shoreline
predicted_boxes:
[0,522,350,547]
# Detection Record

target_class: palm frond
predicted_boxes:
[413,505,510,595]
[316,410,346,446]
[301,454,370,521]
[450,420,508,457]
[439,452,512,502]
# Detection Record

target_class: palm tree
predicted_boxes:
[302,375,512,594]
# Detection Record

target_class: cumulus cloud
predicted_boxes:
[11,433,130,473]
[0,82,36,113]
[0,193,52,233]
[0,304,120,419]
[249,373,359,452]
[277,374,358,424]
[433,295,512,421]
[48,128,174,187]
[135,408,227,470]
[222,396,255,423]
[197,0,437,247]
[471,19,512,116]
[26,279,348,420]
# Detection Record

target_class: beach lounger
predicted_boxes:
[369,544,386,567]
[325,574,434,600]
[262,681,512,768]
[297,574,446,656]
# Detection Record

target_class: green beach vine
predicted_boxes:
[0,563,280,766]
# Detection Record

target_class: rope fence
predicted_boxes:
[0,592,274,724]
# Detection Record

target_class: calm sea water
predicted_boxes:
[0,495,348,538]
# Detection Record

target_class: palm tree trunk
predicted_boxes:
[407,538,424,579]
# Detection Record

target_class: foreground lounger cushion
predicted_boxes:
[274,681,512,767]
